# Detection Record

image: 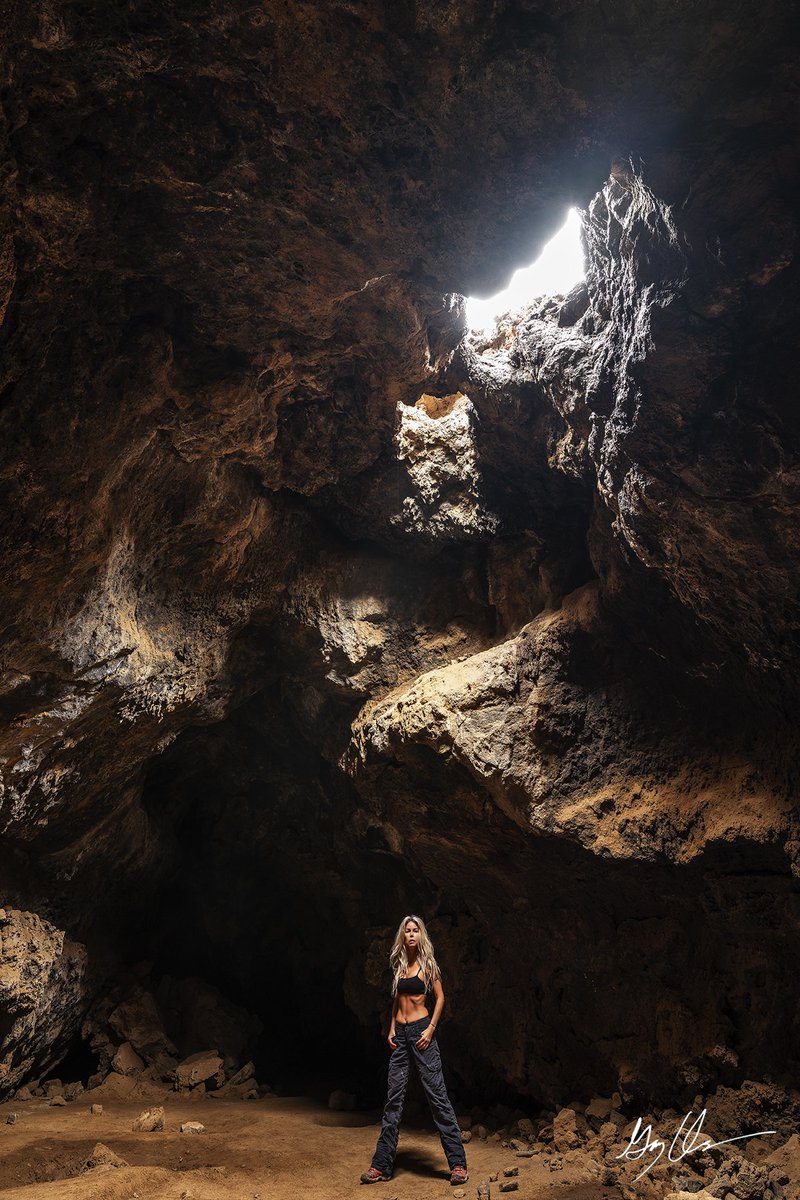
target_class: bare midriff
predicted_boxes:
[395,988,429,1024]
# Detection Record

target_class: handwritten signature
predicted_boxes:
[614,1108,777,1183]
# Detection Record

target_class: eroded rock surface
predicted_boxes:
[0,0,799,1115]
[0,908,87,1096]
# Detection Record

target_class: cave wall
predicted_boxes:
[1,0,799,1106]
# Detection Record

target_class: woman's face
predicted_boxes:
[404,921,420,951]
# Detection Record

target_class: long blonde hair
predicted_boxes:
[389,914,441,996]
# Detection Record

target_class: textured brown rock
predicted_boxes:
[180,1121,205,1134]
[173,1050,222,1090]
[0,0,799,1122]
[81,1142,129,1172]
[108,988,177,1064]
[224,1061,254,1088]
[664,1192,716,1200]
[0,909,87,1096]
[132,1105,164,1133]
[766,1135,800,1200]
[706,1152,772,1200]
[110,1041,144,1076]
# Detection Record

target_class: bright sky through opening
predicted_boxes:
[465,207,585,334]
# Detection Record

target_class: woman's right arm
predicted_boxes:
[388,994,399,1045]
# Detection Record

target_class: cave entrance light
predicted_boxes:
[465,207,585,335]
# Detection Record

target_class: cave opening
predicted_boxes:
[43,1036,101,1092]
[464,206,587,335]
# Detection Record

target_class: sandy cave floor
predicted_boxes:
[0,1082,624,1200]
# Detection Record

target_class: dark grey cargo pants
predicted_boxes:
[370,1014,467,1174]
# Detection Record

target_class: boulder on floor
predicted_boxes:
[111,1040,145,1076]
[173,1050,223,1090]
[132,1105,164,1132]
[108,987,178,1063]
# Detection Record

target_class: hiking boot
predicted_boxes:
[450,1165,469,1185]
[361,1166,392,1183]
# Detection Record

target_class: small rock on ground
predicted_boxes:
[132,1105,164,1132]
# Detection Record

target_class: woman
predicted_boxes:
[360,914,469,1186]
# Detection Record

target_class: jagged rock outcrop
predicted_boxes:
[0,908,87,1094]
[349,582,793,863]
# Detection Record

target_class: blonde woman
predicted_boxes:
[361,915,469,1186]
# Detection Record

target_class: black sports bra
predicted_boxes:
[397,967,427,995]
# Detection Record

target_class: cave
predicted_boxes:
[1,2,799,1197]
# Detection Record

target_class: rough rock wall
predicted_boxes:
[0,908,86,1095]
[0,0,799,1106]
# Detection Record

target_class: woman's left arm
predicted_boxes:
[417,976,445,1050]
